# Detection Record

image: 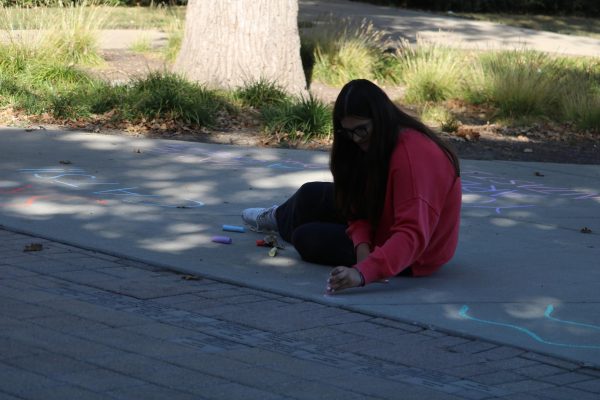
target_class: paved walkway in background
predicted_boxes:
[2,227,600,400]
[299,0,600,57]
[2,1,598,57]
[95,0,600,57]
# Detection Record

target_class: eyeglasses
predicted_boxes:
[336,121,372,142]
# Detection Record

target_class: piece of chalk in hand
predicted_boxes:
[212,236,232,244]
[222,224,245,233]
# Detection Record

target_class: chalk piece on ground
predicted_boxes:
[212,236,232,244]
[222,224,246,233]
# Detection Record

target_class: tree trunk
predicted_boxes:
[173,0,307,96]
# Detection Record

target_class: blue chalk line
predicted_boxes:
[545,305,600,331]
[459,305,600,350]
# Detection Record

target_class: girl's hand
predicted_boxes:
[327,266,364,293]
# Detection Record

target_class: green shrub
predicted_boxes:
[162,8,183,62]
[561,78,600,131]
[163,28,182,62]
[261,96,332,140]
[313,39,378,86]
[50,90,91,119]
[0,44,33,76]
[0,0,113,66]
[26,62,94,87]
[373,51,403,85]
[123,71,227,126]
[303,19,386,86]
[397,40,465,104]
[420,104,459,132]
[89,83,126,115]
[44,29,103,65]
[472,50,563,118]
[129,37,153,54]
[234,79,289,109]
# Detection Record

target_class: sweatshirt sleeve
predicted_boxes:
[354,169,441,284]
[346,219,372,248]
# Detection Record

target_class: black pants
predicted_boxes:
[275,182,356,266]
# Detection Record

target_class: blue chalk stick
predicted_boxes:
[212,236,232,244]
[222,224,245,233]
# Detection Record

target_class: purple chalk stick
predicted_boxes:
[212,236,232,244]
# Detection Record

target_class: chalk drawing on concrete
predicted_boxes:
[459,305,600,350]
[146,147,600,213]
[17,168,204,209]
[545,305,600,331]
[146,144,326,170]
[143,146,600,213]
[461,170,600,214]
[93,187,205,208]
[0,184,33,194]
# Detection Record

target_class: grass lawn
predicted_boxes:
[0,5,186,30]
[0,4,598,139]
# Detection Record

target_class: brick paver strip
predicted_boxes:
[1,227,599,399]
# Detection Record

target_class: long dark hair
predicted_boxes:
[330,79,460,230]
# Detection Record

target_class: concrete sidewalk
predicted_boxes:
[1,128,599,371]
[2,228,600,399]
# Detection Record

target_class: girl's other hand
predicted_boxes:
[327,266,363,293]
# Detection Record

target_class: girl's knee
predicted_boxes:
[291,225,321,263]
[296,181,332,202]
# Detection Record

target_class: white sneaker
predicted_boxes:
[242,205,278,232]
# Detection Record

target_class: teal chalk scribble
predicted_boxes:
[459,305,600,350]
[545,305,600,331]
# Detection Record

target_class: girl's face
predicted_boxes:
[339,116,372,152]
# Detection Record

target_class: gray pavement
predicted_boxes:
[0,128,599,384]
[2,210,600,399]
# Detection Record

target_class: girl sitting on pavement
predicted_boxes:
[242,79,461,293]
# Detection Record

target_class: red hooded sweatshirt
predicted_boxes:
[348,129,461,284]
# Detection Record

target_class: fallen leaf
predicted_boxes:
[23,243,43,252]
[264,234,284,249]
[580,227,593,234]
[455,126,480,141]
[268,247,278,257]
[523,148,533,153]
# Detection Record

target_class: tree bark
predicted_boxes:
[173,0,307,96]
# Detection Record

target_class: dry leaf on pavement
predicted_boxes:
[23,243,43,252]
